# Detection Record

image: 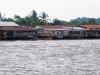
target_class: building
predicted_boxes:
[0,22,19,27]
[79,25,100,38]
[35,25,73,39]
[69,27,86,39]
[0,22,37,40]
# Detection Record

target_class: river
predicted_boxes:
[0,40,100,75]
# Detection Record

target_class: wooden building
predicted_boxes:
[70,25,100,39]
[36,26,72,39]
[0,22,19,40]
[0,22,37,40]
[80,25,100,30]
[69,27,86,39]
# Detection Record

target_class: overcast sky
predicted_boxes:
[0,0,100,21]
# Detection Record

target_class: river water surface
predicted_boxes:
[0,40,100,75]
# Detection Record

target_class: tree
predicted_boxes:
[24,16,31,26]
[14,15,26,25]
[61,20,69,25]
[39,12,50,25]
[29,10,40,26]
[88,18,96,24]
[52,18,62,25]
[81,21,87,25]
[3,18,14,22]
[70,20,81,26]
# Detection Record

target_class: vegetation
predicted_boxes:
[39,12,50,25]
[1,10,100,26]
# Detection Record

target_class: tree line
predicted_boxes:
[0,10,100,26]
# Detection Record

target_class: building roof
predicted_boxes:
[0,22,19,26]
[67,27,86,31]
[37,26,73,31]
[0,26,37,31]
[72,27,86,30]
[44,28,70,31]
[38,26,62,29]
[80,25,100,29]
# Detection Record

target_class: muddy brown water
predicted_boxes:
[0,40,100,75]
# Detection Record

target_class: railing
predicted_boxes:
[14,33,28,37]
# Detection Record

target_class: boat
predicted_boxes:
[42,37,52,40]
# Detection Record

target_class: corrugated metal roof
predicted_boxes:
[38,26,72,31]
[45,28,70,30]
[38,26,85,31]
[72,27,86,30]
[0,26,37,31]
[39,26,62,29]
[0,22,19,26]
[80,25,100,29]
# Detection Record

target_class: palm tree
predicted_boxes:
[39,12,50,25]
[52,18,62,25]
[30,10,40,26]
[24,16,31,26]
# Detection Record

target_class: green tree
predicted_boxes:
[61,21,69,25]
[14,15,26,25]
[52,18,62,25]
[70,20,80,26]
[88,18,96,24]
[29,10,40,26]
[39,12,50,25]
[3,18,14,22]
[81,21,87,25]
[24,16,31,26]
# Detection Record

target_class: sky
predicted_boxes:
[0,0,100,21]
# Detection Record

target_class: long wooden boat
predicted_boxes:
[38,37,52,40]
[42,37,52,40]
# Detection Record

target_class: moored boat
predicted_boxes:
[42,37,52,40]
